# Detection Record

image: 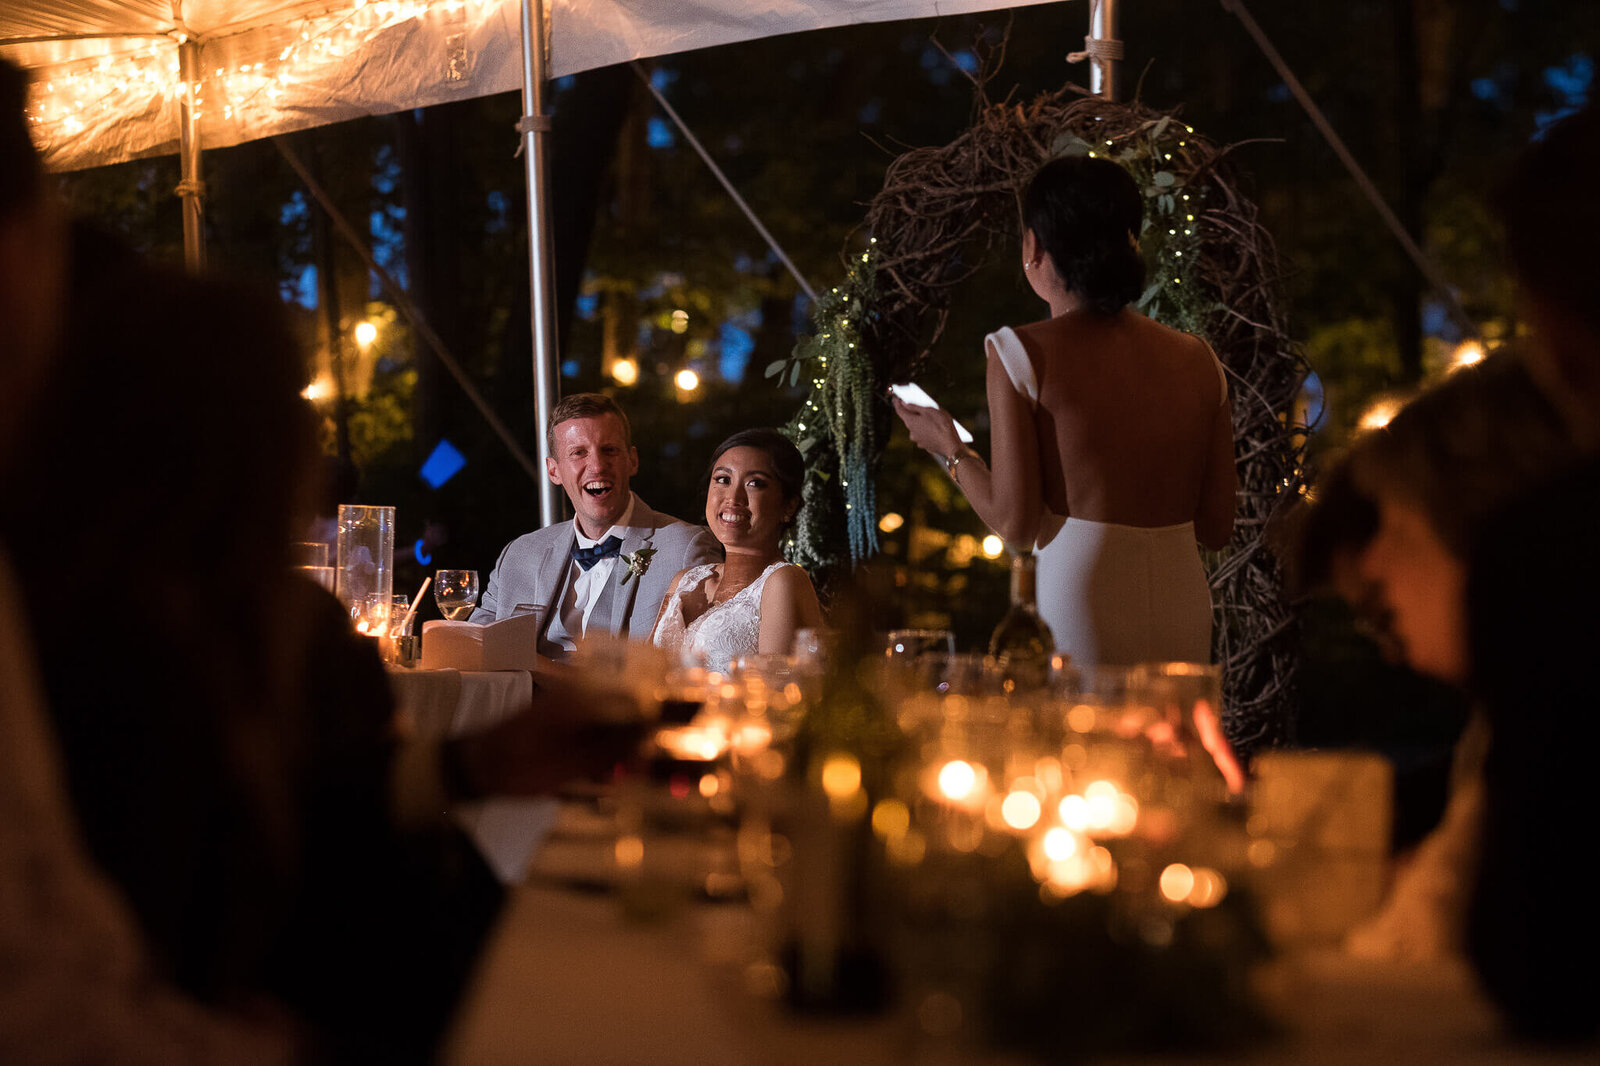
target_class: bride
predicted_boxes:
[651,428,823,667]
[895,156,1236,670]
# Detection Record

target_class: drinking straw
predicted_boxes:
[404,576,432,638]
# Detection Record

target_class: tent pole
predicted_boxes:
[520,0,561,528]
[176,38,206,271]
[1088,0,1122,101]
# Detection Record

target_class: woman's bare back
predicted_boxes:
[1008,310,1235,548]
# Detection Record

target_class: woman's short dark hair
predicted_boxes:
[1347,352,1574,559]
[1023,155,1145,315]
[706,427,806,515]
[1493,104,1600,337]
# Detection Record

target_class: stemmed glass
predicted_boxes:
[885,628,955,663]
[434,569,480,620]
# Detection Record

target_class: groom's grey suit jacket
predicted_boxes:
[470,495,719,657]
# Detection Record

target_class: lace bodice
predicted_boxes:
[651,560,788,669]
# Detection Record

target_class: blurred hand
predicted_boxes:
[452,661,647,797]
[893,396,963,459]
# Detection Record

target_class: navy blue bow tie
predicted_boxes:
[572,534,623,571]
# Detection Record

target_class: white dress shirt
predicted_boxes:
[553,493,637,651]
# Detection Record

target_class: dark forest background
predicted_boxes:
[54,0,1596,645]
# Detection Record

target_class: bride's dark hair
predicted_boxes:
[1023,156,1145,314]
[706,427,806,526]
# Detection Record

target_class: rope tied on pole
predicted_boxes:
[1066,34,1124,64]
[512,113,550,157]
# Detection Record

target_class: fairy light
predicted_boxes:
[22,0,496,157]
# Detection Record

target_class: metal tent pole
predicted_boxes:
[520,0,561,528]
[1088,0,1122,101]
[176,36,206,271]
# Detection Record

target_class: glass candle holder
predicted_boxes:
[336,504,394,634]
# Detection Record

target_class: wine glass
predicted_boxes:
[434,569,479,620]
[885,628,956,695]
[885,628,955,662]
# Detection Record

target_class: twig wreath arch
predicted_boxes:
[769,84,1308,752]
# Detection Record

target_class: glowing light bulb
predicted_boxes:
[611,357,639,386]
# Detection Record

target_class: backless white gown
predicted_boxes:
[988,326,1216,670]
[651,560,788,670]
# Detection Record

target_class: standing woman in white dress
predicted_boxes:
[895,156,1236,670]
[651,429,824,668]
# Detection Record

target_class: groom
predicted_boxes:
[471,392,718,658]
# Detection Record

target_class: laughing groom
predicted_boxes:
[471,392,719,658]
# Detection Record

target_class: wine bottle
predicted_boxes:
[988,548,1055,692]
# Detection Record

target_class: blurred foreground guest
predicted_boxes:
[0,57,292,1064]
[3,227,645,1063]
[1306,355,1574,963]
[0,226,496,1063]
[1467,103,1600,1042]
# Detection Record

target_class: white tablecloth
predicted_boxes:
[386,667,560,884]
[445,883,1598,1066]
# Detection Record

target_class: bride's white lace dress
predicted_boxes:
[651,560,788,669]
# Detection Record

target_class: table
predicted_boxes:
[445,880,1597,1066]
[386,667,560,884]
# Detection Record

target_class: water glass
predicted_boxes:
[385,593,418,666]
[1129,661,1245,795]
[434,569,479,621]
[885,628,955,662]
[336,505,394,629]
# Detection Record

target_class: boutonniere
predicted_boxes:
[620,547,656,585]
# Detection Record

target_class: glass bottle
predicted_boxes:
[988,549,1055,692]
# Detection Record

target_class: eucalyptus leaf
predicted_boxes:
[1136,281,1163,308]
[764,359,788,379]
[1050,132,1090,158]
[1152,171,1176,188]
[1150,116,1171,141]
[789,363,802,388]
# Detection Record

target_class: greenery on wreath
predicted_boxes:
[767,110,1219,572]
[768,70,1308,755]
[766,245,884,571]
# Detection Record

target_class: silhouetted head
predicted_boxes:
[1492,105,1600,439]
[1023,155,1145,314]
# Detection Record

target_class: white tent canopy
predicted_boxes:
[3,0,1067,171]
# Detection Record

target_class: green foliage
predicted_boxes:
[1051,116,1211,336]
[766,245,884,569]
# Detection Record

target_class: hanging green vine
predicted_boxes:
[765,244,883,570]
[765,78,1308,754]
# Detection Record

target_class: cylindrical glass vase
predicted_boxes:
[336,504,395,634]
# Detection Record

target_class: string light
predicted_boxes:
[22,0,495,155]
